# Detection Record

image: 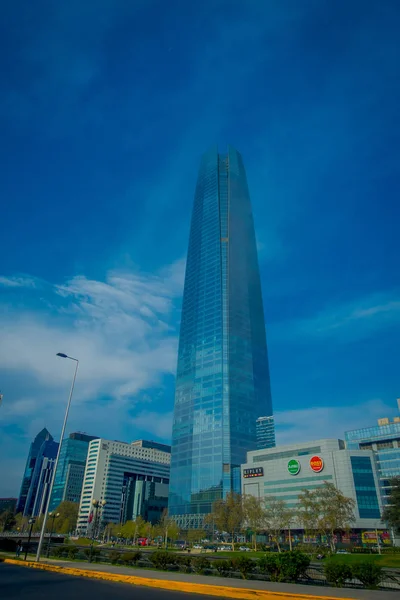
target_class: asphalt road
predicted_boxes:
[0,564,218,600]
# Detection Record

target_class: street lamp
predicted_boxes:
[24,518,36,561]
[46,512,60,558]
[89,499,106,563]
[35,353,79,562]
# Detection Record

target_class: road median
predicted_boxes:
[4,558,357,600]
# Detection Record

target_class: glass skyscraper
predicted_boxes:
[49,432,98,511]
[17,428,57,516]
[169,146,274,528]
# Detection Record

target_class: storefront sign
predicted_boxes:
[309,455,324,472]
[287,459,301,475]
[243,467,264,478]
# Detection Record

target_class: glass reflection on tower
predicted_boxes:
[168,146,274,528]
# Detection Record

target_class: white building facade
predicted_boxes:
[77,438,171,534]
[241,439,384,531]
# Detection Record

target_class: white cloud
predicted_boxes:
[275,398,394,446]
[0,276,37,288]
[131,411,174,441]
[0,259,184,414]
[271,293,400,342]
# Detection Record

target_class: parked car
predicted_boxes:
[193,544,203,549]
[336,549,350,554]
[239,546,251,552]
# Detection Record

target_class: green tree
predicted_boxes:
[263,496,293,552]
[14,513,29,533]
[159,509,180,548]
[297,482,355,551]
[0,510,16,532]
[243,495,265,551]
[382,476,400,534]
[121,520,136,543]
[211,492,244,551]
[52,501,79,534]
[187,528,206,545]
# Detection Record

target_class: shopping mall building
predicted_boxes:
[241,439,390,544]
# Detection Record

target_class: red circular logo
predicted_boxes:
[309,455,324,472]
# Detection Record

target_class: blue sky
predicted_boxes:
[1,0,399,496]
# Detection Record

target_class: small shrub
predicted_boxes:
[150,550,174,570]
[176,555,192,572]
[258,554,282,582]
[121,550,141,565]
[214,559,232,577]
[67,546,79,560]
[109,551,121,565]
[230,555,255,580]
[279,551,310,582]
[53,546,68,558]
[324,561,353,587]
[192,556,210,574]
[352,562,383,589]
[83,547,101,562]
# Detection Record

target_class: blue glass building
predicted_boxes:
[256,416,276,450]
[17,428,55,515]
[169,146,274,528]
[49,432,98,511]
[345,402,400,506]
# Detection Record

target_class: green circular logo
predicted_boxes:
[288,459,300,475]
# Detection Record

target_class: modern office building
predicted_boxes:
[49,432,98,511]
[16,428,58,516]
[0,498,17,513]
[256,416,276,450]
[169,146,274,529]
[345,400,400,505]
[242,439,384,532]
[76,439,171,534]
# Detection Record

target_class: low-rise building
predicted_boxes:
[77,438,171,534]
[241,439,383,532]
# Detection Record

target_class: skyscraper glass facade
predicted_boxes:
[49,432,98,511]
[346,414,400,505]
[169,146,273,527]
[17,428,55,515]
[256,416,276,450]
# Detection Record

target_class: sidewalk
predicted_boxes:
[4,556,396,600]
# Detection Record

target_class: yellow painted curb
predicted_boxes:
[3,559,357,600]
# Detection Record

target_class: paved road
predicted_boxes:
[0,564,217,600]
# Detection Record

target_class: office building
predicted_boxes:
[256,416,276,450]
[77,439,171,534]
[345,400,400,505]
[242,439,383,532]
[0,498,17,513]
[49,432,98,511]
[17,428,58,516]
[169,146,274,528]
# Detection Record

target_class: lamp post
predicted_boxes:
[24,518,36,561]
[89,499,106,562]
[46,512,60,558]
[35,353,79,562]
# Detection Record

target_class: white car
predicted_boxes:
[239,546,251,552]
[193,544,203,549]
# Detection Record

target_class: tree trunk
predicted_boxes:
[231,531,235,552]
[253,532,257,551]
[276,536,281,553]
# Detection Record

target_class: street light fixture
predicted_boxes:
[46,512,60,558]
[35,353,79,562]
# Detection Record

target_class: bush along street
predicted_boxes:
[38,545,398,591]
